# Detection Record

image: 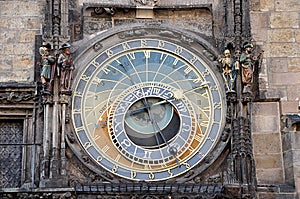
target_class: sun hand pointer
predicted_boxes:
[169,146,181,167]
[144,102,181,167]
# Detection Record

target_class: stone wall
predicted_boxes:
[250,0,300,197]
[0,0,44,83]
[250,0,300,113]
[252,102,284,185]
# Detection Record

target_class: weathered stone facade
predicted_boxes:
[250,1,300,198]
[0,0,299,198]
[0,1,45,82]
[250,0,300,102]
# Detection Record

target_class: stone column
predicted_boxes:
[40,95,52,187]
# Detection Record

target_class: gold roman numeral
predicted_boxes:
[141,39,147,47]
[144,50,150,58]
[83,142,92,150]
[158,40,165,48]
[122,42,131,50]
[175,46,183,55]
[184,66,192,75]
[128,52,135,60]
[91,60,101,67]
[102,145,110,153]
[131,171,136,179]
[106,49,114,57]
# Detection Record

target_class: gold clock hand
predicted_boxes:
[177,81,210,97]
[128,80,209,116]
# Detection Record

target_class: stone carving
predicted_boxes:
[180,35,194,45]
[94,7,116,15]
[13,192,73,199]
[0,91,36,103]
[93,41,103,51]
[135,0,159,7]
[83,21,112,35]
[239,42,263,93]
[57,43,75,94]
[207,173,222,183]
[158,30,178,37]
[218,49,238,92]
[119,29,147,39]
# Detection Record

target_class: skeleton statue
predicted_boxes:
[218,49,237,92]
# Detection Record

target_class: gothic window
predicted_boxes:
[0,120,23,188]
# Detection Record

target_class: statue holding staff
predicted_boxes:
[57,43,75,93]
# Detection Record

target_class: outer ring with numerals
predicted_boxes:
[71,37,226,181]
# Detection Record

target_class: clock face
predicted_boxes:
[72,38,225,181]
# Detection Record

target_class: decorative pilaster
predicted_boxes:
[40,95,52,185]
[222,1,258,198]
[39,0,71,187]
[59,94,70,176]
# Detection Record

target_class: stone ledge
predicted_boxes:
[0,82,36,88]
[257,184,296,193]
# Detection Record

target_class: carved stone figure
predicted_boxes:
[38,43,55,94]
[239,42,263,93]
[135,0,159,6]
[218,49,237,92]
[57,43,74,93]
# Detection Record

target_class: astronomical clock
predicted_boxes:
[0,0,267,198]
[69,25,228,185]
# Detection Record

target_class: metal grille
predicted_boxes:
[0,121,23,188]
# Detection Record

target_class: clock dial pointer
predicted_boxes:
[178,81,210,96]
[126,98,175,116]
[127,80,210,116]
[169,146,181,168]
[119,62,181,166]
[144,100,181,167]
[118,63,172,163]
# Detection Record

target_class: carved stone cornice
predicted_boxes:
[0,83,37,106]
[2,190,73,199]
[83,0,212,10]
[0,91,36,104]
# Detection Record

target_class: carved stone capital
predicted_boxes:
[226,91,237,103]
[135,0,159,7]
